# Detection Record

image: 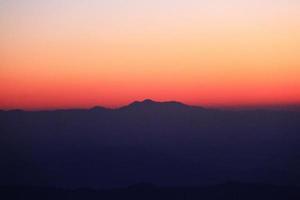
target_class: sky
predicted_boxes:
[1,0,300,109]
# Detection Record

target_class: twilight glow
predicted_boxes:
[1,0,300,109]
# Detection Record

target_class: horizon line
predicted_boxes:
[1,99,300,112]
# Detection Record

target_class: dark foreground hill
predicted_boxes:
[0,99,300,188]
[1,183,300,200]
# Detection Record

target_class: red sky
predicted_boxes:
[1,0,300,110]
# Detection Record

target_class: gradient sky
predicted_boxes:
[1,0,300,109]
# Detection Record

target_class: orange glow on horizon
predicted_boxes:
[1,1,300,110]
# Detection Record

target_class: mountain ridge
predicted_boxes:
[1,99,300,112]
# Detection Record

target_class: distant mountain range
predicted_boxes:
[2,99,300,112]
[0,99,300,188]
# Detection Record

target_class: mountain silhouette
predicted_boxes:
[118,99,203,111]
[0,100,300,189]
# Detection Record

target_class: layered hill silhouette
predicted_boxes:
[0,99,300,189]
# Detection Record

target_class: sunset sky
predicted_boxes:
[1,0,300,110]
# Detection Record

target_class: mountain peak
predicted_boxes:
[130,99,183,106]
[141,99,155,103]
[132,99,157,105]
[119,99,204,111]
